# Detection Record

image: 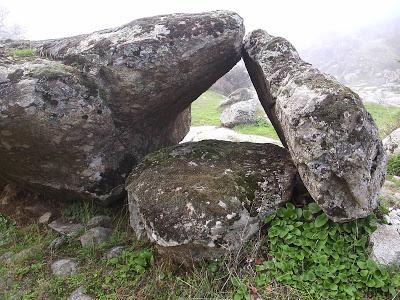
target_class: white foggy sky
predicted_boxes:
[1,0,400,49]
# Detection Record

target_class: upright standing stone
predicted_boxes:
[243,30,386,222]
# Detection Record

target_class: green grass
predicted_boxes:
[191,90,222,126]
[235,123,280,140]
[191,91,280,139]
[0,204,298,300]
[364,102,400,138]
[12,48,36,57]
[191,91,400,140]
[2,199,399,299]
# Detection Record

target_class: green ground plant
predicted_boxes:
[12,48,36,57]
[386,153,400,176]
[256,203,400,300]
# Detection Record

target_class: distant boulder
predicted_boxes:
[219,88,264,128]
[211,60,253,95]
[220,100,257,128]
[0,11,244,204]
[243,30,386,222]
[126,140,297,261]
[219,87,257,109]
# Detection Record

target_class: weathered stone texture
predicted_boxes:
[126,140,296,261]
[0,11,244,203]
[243,30,386,222]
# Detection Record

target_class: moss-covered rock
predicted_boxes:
[0,11,244,204]
[126,140,297,261]
[243,30,386,222]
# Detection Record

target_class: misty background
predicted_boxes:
[1,0,400,104]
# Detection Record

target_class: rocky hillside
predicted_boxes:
[301,17,400,105]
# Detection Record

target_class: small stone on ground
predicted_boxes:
[80,227,113,247]
[67,286,93,300]
[48,219,83,237]
[87,215,112,229]
[369,224,400,267]
[38,212,52,224]
[51,258,77,276]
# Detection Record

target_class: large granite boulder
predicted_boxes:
[0,11,244,203]
[243,30,386,222]
[126,140,297,261]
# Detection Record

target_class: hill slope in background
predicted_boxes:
[300,17,400,105]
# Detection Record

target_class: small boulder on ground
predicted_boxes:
[51,258,77,276]
[38,212,52,224]
[369,224,400,267]
[48,219,83,237]
[243,30,386,222]
[220,100,257,128]
[67,286,93,300]
[103,246,126,259]
[87,215,112,229]
[80,227,113,247]
[126,140,297,261]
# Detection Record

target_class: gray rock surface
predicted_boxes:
[219,88,257,109]
[243,30,386,222]
[0,11,244,203]
[384,208,400,225]
[104,246,126,259]
[48,236,68,251]
[11,245,40,264]
[80,227,113,247]
[126,140,297,261]
[51,258,77,276]
[0,184,18,205]
[220,100,257,128]
[0,252,13,264]
[38,212,52,224]
[48,219,83,237]
[67,286,93,300]
[87,215,112,229]
[379,180,400,206]
[383,128,400,156]
[369,224,400,267]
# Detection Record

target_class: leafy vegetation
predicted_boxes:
[387,153,400,176]
[2,194,400,299]
[11,48,36,57]
[256,203,400,299]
